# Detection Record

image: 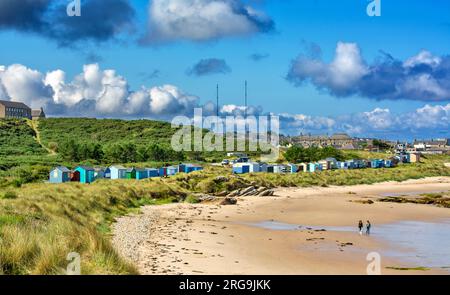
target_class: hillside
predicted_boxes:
[38,118,177,148]
[0,119,46,156]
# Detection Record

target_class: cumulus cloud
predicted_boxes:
[287,42,450,101]
[187,58,231,76]
[0,63,200,118]
[143,0,274,44]
[0,0,135,46]
[0,64,54,108]
[220,104,263,116]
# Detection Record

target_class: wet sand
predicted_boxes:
[112,176,450,275]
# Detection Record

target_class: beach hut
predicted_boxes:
[135,169,148,180]
[371,159,385,169]
[49,166,71,184]
[104,167,111,179]
[94,168,105,180]
[110,165,126,180]
[180,164,204,174]
[288,164,298,173]
[308,163,322,173]
[384,159,394,168]
[408,153,421,163]
[273,165,287,174]
[125,168,136,179]
[318,160,330,170]
[146,168,159,178]
[259,163,268,173]
[247,162,261,173]
[232,163,250,174]
[70,170,80,182]
[178,164,186,173]
[159,167,168,177]
[325,158,338,169]
[75,166,95,184]
[346,160,357,169]
[297,163,308,172]
[167,166,179,176]
[266,165,275,173]
[353,160,366,169]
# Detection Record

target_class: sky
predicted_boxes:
[0,0,449,140]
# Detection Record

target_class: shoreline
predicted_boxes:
[112,177,450,275]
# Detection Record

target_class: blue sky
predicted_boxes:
[0,0,449,140]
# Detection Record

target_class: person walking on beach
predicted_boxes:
[358,220,364,235]
[366,220,372,235]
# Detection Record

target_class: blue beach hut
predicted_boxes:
[136,169,148,180]
[49,166,71,183]
[75,166,95,184]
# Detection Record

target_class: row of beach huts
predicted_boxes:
[49,164,203,184]
[231,153,420,174]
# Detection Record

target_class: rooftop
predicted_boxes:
[0,100,31,109]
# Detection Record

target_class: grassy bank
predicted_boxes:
[0,155,449,274]
[0,179,188,274]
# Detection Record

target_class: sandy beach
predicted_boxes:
[112,177,450,275]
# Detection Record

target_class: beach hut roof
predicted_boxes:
[135,168,146,172]
[126,168,136,172]
[110,165,126,169]
[76,165,94,171]
[54,166,70,173]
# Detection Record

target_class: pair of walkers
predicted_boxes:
[358,220,371,235]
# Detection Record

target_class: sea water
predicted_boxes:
[249,219,450,269]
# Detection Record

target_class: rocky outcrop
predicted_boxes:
[226,186,275,197]
[220,197,237,205]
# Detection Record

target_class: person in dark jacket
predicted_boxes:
[366,220,372,235]
[358,220,364,235]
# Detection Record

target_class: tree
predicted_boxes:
[284,145,344,163]
[373,139,391,151]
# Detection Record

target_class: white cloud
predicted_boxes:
[288,42,450,101]
[143,0,274,43]
[0,63,201,118]
[149,85,199,116]
[288,42,368,96]
[221,104,263,116]
[0,64,54,108]
[404,50,442,68]
[361,108,394,129]
[405,104,450,129]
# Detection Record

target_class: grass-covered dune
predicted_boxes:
[38,118,177,148]
[1,155,449,274]
[0,178,189,274]
[0,119,46,156]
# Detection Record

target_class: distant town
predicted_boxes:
[280,133,450,155]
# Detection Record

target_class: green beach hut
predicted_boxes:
[125,168,136,179]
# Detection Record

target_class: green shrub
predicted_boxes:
[185,195,200,204]
[2,191,18,199]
